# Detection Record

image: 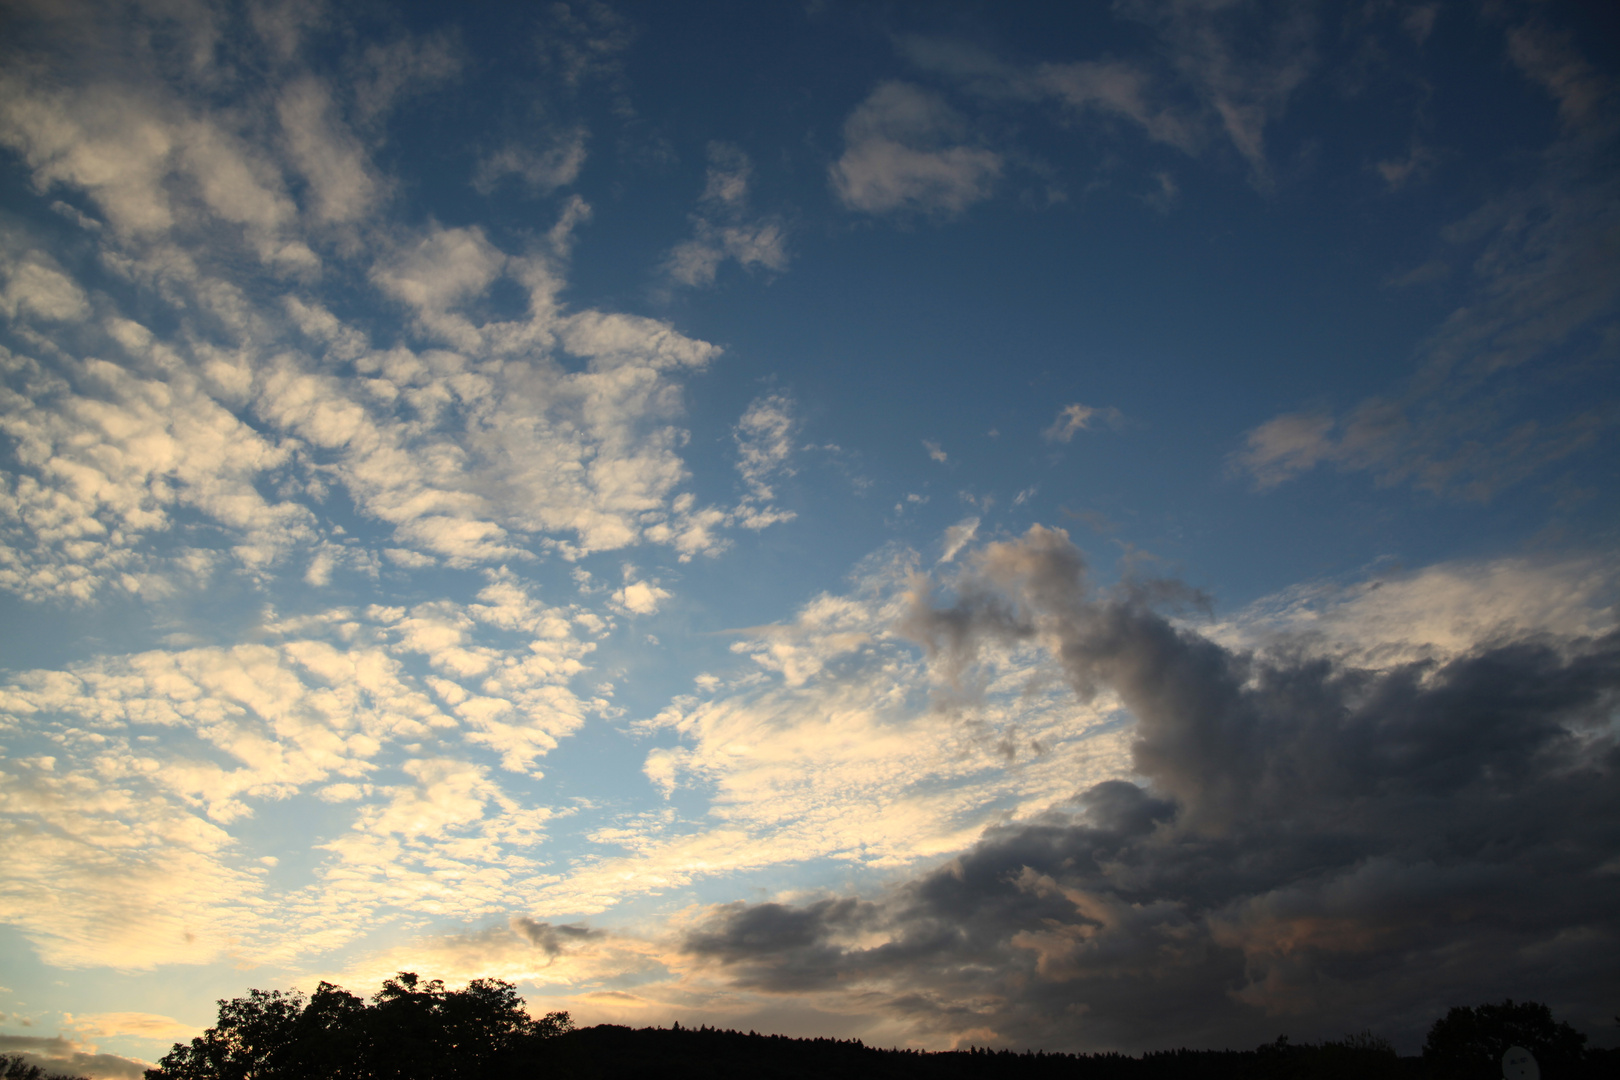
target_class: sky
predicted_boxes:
[0,0,1617,1075]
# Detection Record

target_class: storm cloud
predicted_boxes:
[680,526,1620,1052]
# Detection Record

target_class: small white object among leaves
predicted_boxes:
[1502,1046,1540,1080]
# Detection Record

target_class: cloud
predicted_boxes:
[1121,0,1318,187]
[613,577,670,616]
[938,517,979,563]
[923,440,947,463]
[1203,554,1620,669]
[898,3,1317,188]
[1506,20,1614,140]
[533,0,636,97]
[1374,139,1437,190]
[0,583,598,967]
[0,248,90,322]
[731,394,797,530]
[667,526,1619,1051]
[320,917,663,1010]
[830,82,1002,217]
[62,1012,199,1043]
[473,127,589,195]
[349,32,462,124]
[276,75,379,225]
[0,335,317,602]
[0,1034,149,1080]
[517,545,1132,919]
[0,2,760,599]
[1229,411,1335,487]
[898,37,1198,155]
[1233,16,1619,500]
[1042,403,1121,443]
[375,225,507,316]
[663,143,788,289]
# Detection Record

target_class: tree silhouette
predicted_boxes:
[1423,1000,1588,1080]
[1,1056,87,1080]
[145,982,1616,1079]
[144,973,571,1080]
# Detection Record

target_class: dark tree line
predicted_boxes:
[144,973,571,1080]
[145,980,1616,1080]
[1,1055,87,1080]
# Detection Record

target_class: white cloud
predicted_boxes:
[1375,140,1437,190]
[62,1012,199,1043]
[663,143,789,289]
[0,7,779,597]
[1204,555,1620,669]
[0,250,90,322]
[474,127,589,195]
[1230,411,1335,487]
[371,224,507,349]
[923,440,947,463]
[939,517,979,563]
[1042,402,1121,443]
[731,393,797,529]
[0,582,601,968]
[0,340,316,602]
[613,578,670,616]
[830,82,1002,217]
[322,918,664,1009]
[276,76,378,225]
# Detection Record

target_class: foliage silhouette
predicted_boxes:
[144,984,1620,1079]
[0,1055,87,1080]
[1422,1000,1588,1080]
[143,973,571,1080]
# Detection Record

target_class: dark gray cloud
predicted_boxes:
[680,526,1620,1053]
[0,1034,149,1079]
[511,917,603,959]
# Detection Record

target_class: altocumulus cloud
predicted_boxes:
[675,526,1620,1052]
[0,0,796,984]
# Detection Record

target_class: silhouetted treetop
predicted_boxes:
[1423,1000,1589,1080]
[1,1054,88,1080]
[142,973,571,1080]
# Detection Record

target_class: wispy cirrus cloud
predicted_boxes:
[1233,13,1619,500]
[897,0,1317,193]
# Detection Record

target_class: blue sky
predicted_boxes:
[1,1,1617,1074]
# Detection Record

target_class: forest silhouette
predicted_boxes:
[107,976,1617,1080]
